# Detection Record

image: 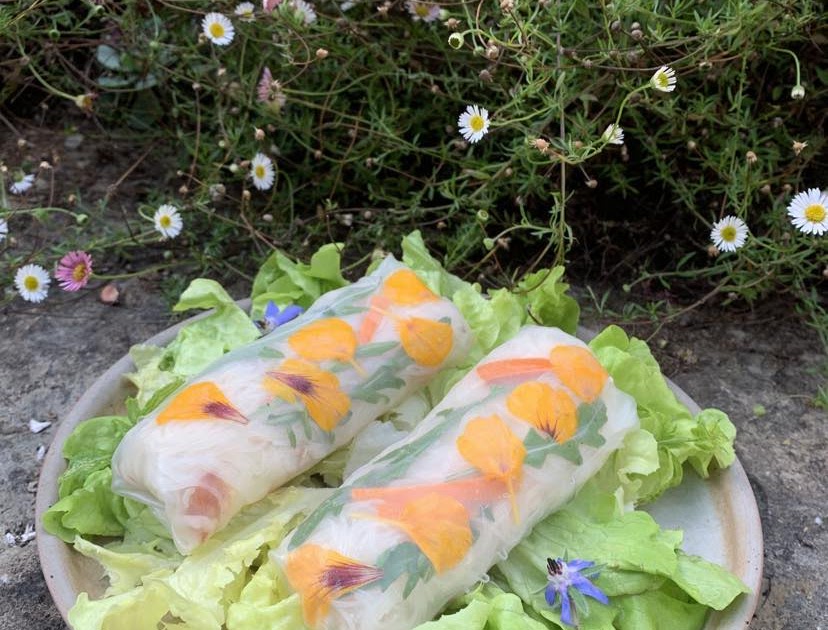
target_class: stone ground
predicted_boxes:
[0,280,825,629]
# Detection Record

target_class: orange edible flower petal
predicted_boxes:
[381,269,439,305]
[547,345,608,402]
[506,381,578,443]
[352,477,507,519]
[456,414,526,521]
[285,544,383,627]
[156,381,247,425]
[476,358,555,383]
[289,318,358,364]
[263,359,351,431]
[397,317,453,367]
[373,493,472,574]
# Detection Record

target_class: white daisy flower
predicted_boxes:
[153,204,184,239]
[787,188,828,235]
[0,218,8,242]
[250,152,275,191]
[14,264,50,303]
[602,123,624,145]
[234,2,256,19]
[650,65,677,92]
[202,12,235,46]
[291,0,317,24]
[458,104,490,144]
[9,173,35,195]
[710,216,748,252]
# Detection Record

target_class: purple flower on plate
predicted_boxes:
[545,557,608,627]
[258,301,303,333]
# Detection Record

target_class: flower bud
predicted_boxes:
[315,48,329,59]
[255,128,266,141]
[448,32,464,49]
[476,209,489,222]
[790,84,805,99]
[483,237,495,250]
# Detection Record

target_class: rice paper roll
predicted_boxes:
[275,326,639,630]
[111,257,473,553]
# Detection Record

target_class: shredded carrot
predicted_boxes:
[357,295,391,343]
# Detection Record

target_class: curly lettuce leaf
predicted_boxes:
[588,325,737,504]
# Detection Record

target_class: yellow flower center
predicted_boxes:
[24,276,39,291]
[720,226,737,242]
[160,215,172,228]
[469,115,485,132]
[209,22,226,39]
[415,4,430,16]
[657,74,669,88]
[255,165,266,179]
[804,203,826,223]
[72,263,87,281]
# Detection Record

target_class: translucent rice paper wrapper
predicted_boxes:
[275,325,639,630]
[111,257,473,553]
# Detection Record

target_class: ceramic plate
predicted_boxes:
[35,314,763,628]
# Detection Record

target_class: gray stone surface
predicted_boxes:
[0,283,825,629]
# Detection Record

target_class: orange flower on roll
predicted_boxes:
[506,381,578,443]
[358,269,440,344]
[156,381,248,425]
[285,544,384,627]
[456,414,526,521]
[263,359,351,431]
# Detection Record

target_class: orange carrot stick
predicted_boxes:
[357,295,392,343]
[476,358,555,383]
[352,476,507,518]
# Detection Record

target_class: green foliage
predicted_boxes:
[0,0,825,339]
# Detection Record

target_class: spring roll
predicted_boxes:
[111,257,473,553]
[275,325,639,630]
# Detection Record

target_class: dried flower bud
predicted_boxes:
[314,149,323,160]
[363,210,372,219]
[17,138,27,149]
[631,21,640,29]
[255,128,266,141]
[242,189,252,201]
[485,44,499,60]
[585,178,598,189]
[504,167,513,177]
[178,184,189,195]
[340,213,354,227]
[582,58,593,69]
[707,244,719,258]
[823,266,828,280]
[792,140,807,156]
[745,150,757,164]
[262,213,274,222]
[316,48,329,60]
[39,161,52,170]
[209,183,226,200]
[496,237,511,250]
[686,140,697,150]
[437,220,447,229]
[630,28,643,40]
[444,17,459,29]
[782,183,792,193]
[533,138,550,154]
[760,184,771,195]
[67,193,77,205]
[500,0,514,10]
[479,69,493,82]
[610,20,621,31]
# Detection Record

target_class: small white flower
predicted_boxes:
[602,123,624,145]
[9,173,35,195]
[14,265,50,303]
[202,12,235,45]
[291,0,317,24]
[458,104,490,144]
[28,419,52,434]
[787,188,828,236]
[406,0,440,22]
[250,152,275,191]
[650,65,677,92]
[790,84,805,100]
[153,204,184,239]
[710,216,748,252]
[0,218,8,242]
[234,2,256,19]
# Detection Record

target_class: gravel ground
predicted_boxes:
[0,281,826,629]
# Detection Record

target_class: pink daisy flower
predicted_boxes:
[55,250,93,292]
[257,67,287,110]
[262,0,282,12]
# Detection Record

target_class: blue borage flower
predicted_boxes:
[257,301,304,333]
[545,557,609,627]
